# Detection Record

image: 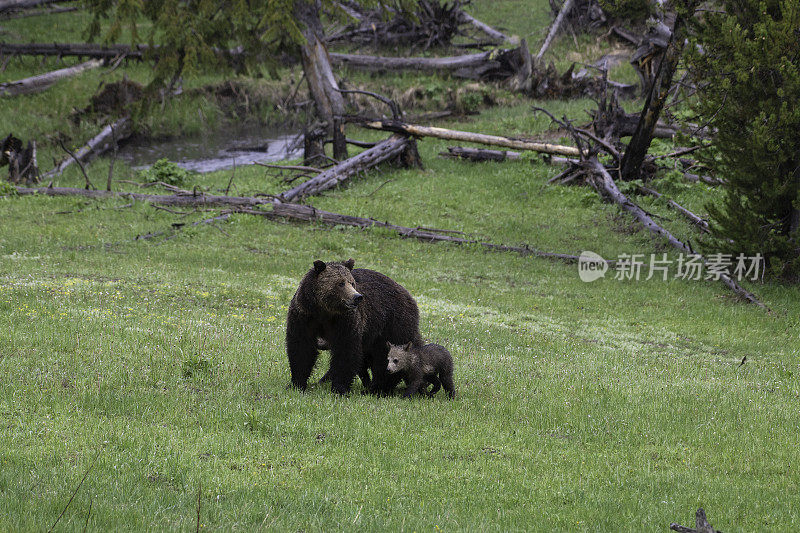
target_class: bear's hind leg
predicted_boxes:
[426,375,441,397]
[441,369,455,399]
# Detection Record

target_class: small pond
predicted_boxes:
[118,125,303,173]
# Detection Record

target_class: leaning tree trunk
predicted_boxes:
[295,1,348,161]
[619,4,696,181]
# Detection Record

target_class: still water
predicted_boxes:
[118,126,303,173]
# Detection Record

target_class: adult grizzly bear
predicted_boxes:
[286,259,423,395]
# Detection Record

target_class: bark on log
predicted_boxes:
[43,117,131,179]
[361,119,584,157]
[0,59,103,97]
[330,49,499,72]
[281,134,414,201]
[441,146,577,165]
[457,11,511,43]
[331,45,536,87]
[536,0,574,63]
[0,42,146,59]
[589,158,766,308]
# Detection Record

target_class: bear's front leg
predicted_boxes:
[285,310,319,391]
[402,369,426,398]
[327,330,363,395]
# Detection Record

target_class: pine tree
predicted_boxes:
[86,0,307,84]
[687,0,800,279]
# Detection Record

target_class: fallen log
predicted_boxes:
[536,0,574,62]
[331,45,539,87]
[361,119,584,157]
[0,42,146,60]
[239,203,601,265]
[330,49,502,73]
[0,59,103,97]
[0,4,76,18]
[638,185,710,233]
[684,172,723,186]
[0,0,71,11]
[457,11,511,43]
[43,117,131,179]
[440,146,577,165]
[588,158,766,308]
[8,184,605,265]
[13,186,276,208]
[280,134,416,201]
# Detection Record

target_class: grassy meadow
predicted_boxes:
[1,2,799,531]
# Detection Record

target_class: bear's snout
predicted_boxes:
[352,293,363,305]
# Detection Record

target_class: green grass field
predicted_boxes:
[1,2,799,531]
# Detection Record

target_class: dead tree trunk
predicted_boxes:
[361,119,584,157]
[5,139,39,184]
[281,134,417,201]
[0,59,103,97]
[43,117,131,179]
[295,1,348,161]
[619,6,696,181]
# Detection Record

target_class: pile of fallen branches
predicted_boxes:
[328,0,466,50]
[511,103,764,307]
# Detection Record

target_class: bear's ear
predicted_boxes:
[386,341,392,350]
[313,260,326,274]
[344,258,355,270]
[404,341,413,351]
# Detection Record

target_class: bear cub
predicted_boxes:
[387,341,455,399]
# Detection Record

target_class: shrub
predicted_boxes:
[686,0,800,279]
[139,158,192,187]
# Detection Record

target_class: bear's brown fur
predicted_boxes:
[387,341,455,399]
[286,259,423,395]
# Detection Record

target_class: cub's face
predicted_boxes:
[386,343,411,373]
[313,259,362,314]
